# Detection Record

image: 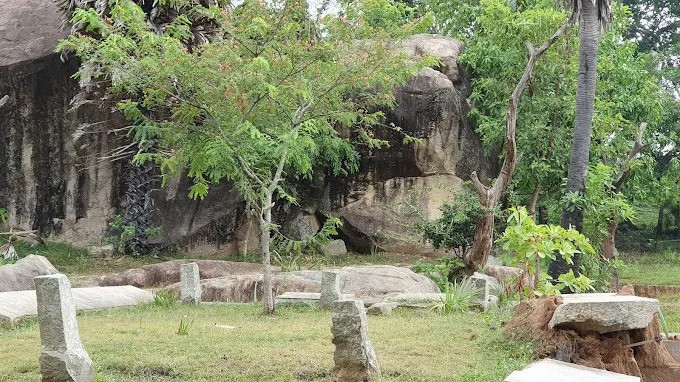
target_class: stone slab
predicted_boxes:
[0,285,154,327]
[505,359,640,382]
[663,339,680,362]
[275,292,354,307]
[548,293,659,334]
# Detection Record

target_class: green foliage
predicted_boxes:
[153,291,178,308]
[581,163,634,244]
[499,207,596,297]
[273,217,342,258]
[58,0,435,213]
[0,208,7,225]
[423,0,663,242]
[429,278,483,314]
[418,186,486,259]
[412,257,465,290]
[103,215,162,256]
[176,317,193,336]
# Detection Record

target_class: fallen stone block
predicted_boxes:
[548,293,659,334]
[274,292,354,308]
[0,285,154,327]
[505,359,640,382]
[366,302,396,316]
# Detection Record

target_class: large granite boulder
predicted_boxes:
[1,5,494,255]
[0,0,69,67]
[97,260,274,288]
[165,265,440,302]
[0,255,59,292]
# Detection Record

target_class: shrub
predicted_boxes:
[418,186,486,260]
[498,207,596,298]
[430,277,482,314]
[412,257,465,290]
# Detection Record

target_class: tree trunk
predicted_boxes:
[260,191,275,315]
[466,21,570,271]
[656,203,665,238]
[602,219,618,260]
[550,0,600,280]
[528,183,541,219]
[466,206,495,273]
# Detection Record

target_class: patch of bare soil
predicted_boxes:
[505,296,680,382]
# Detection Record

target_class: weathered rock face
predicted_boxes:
[0,255,59,292]
[1,3,494,254]
[0,0,69,67]
[97,259,271,288]
[164,265,440,302]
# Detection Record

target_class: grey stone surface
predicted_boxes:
[399,34,464,83]
[0,285,154,327]
[331,300,381,381]
[282,211,320,240]
[387,292,446,307]
[180,262,201,304]
[34,274,95,382]
[169,265,440,303]
[0,0,69,66]
[320,271,341,309]
[366,303,396,316]
[274,292,354,307]
[0,255,59,292]
[320,239,348,257]
[470,272,500,310]
[505,359,640,382]
[548,293,659,334]
[663,339,680,362]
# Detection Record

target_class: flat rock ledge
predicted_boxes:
[0,285,154,327]
[505,359,640,382]
[548,293,659,334]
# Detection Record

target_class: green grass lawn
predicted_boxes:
[0,303,532,382]
[619,251,680,286]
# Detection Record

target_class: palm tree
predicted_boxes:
[548,0,612,280]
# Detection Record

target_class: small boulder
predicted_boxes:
[0,255,59,292]
[320,239,348,257]
[366,303,396,316]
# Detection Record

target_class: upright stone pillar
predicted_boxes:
[34,274,94,382]
[331,300,381,381]
[180,262,202,304]
[320,271,341,309]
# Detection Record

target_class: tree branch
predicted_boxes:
[488,20,570,200]
[613,122,647,192]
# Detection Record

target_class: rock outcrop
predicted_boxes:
[0,255,59,292]
[97,259,271,288]
[164,265,440,302]
[1,0,494,254]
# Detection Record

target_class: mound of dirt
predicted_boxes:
[505,296,680,382]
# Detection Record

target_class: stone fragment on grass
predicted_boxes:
[320,271,341,309]
[470,272,500,310]
[505,359,640,382]
[34,274,95,382]
[366,302,396,316]
[331,300,381,381]
[548,293,659,334]
[180,262,201,304]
